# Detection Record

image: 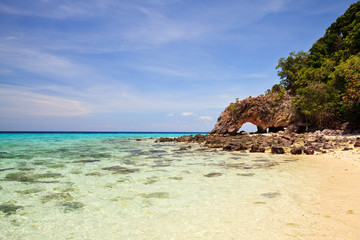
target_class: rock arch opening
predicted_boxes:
[237,122,257,133]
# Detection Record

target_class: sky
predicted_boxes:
[0,0,358,132]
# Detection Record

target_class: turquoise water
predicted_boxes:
[0,133,320,239]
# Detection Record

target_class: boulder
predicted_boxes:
[290,147,303,155]
[354,138,360,147]
[278,136,292,147]
[304,148,314,155]
[223,143,248,151]
[271,146,285,154]
[250,145,265,153]
[323,143,334,149]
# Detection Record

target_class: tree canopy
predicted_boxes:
[275,1,360,128]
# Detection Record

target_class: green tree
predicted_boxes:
[293,83,338,127]
[333,54,360,112]
[276,51,308,91]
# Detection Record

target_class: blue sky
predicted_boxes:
[0,0,358,131]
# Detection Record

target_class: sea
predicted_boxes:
[0,132,322,239]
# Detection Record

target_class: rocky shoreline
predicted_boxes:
[156,130,360,155]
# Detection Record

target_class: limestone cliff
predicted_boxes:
[210,92,296,135]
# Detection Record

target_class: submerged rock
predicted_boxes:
[0,203,23,216]
[0,167,15,172]
[261,192,281,198]
[16,188,43,194]
[85,172,102,176]
[61,201,84,212]
[169,176,183,180]
[102,165,139,174]
[4,172,37,182]
[140,192,170,199]
[204,172,222,177]
[4,172,63,183]
[73,160,101,163]
[223,143,248,151]
[46,164,65,169]
[41,192,73,204]
[237,173,255,177]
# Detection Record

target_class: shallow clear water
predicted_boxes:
[0,133,319,239]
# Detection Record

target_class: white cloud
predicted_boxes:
[167,113,174,117]
[0,44,90,79]
[199,116,213,121]
[135,65,192,78]
[0,0,112,19]
[181,112,196,116]
[0,85,92,117]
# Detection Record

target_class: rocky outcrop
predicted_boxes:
[210,92,296,135]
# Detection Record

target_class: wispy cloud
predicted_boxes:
[199,116,213,121]
[0,0,294,54]
[181,112,196,116]
[0,0,113,19]
[0,85,92,117]
[134,65,192,78]
[0,44,90,80]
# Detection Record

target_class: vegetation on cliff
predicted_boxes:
[274,1,360,129]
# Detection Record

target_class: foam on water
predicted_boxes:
[0,133,321,239]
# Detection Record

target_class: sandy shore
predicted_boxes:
[299,147,360,239]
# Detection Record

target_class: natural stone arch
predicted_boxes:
[210,93,295,135]
[237,122,258,133]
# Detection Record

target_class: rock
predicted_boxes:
[278,136,292,147]
[204,172,222,177]
[0,203,23,215]
[342,147,353,151]
[73,160,100,163]
[179,146,190,151]
[316,135,325,142]
[250,145,265,153]
[304,148,315,155]
[290,147,303,155]
[271,146,285,154]
[41,192,73,204]
[140,192,170,199]
[354,138,360,147]
[223,143,248,151]
[156,137,174,143]
[323,143,334,149]
[0,168,15,172]
[261,192,281,198]
[210,92,295,135]
[207,144,223,148]
[285,124,299,134]
[102,166,139,174]
[194,134,205,141]
[62,201,84,212]
[322,129,339,135]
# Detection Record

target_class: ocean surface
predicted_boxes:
[0,132,320,239]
